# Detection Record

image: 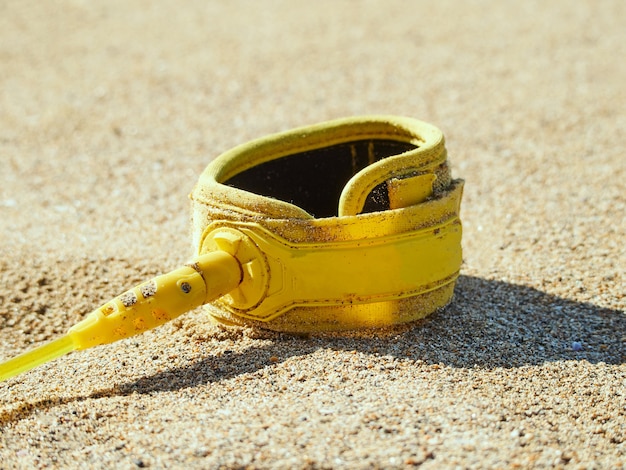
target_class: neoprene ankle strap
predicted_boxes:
[190,115,464,332]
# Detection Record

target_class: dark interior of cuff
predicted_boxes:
[224,139,417,218]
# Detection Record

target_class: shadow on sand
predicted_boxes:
[2,275,623,422]
[119,274,624,394]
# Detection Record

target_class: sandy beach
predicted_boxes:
[1,1,624,468]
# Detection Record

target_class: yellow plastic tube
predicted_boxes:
[0,251,241,382]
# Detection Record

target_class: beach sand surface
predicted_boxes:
[1,1,624,468]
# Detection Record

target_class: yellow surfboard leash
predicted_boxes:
[0,115,464,382]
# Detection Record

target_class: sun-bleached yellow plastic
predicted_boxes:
[191,115,464,332]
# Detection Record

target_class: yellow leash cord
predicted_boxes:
[0,252,241,382]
